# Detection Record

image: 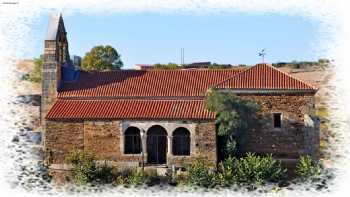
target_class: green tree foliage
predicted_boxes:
[28,55,43,83]
[186,155,216,188]
[65,150,96,185]
[295,155,322,179]
[204,89,259,156]
[82,45,123,71]
[216,153,286,186]
[153,62,180,69]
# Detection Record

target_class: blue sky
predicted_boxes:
[30,12,320,69]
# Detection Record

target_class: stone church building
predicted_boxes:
[42,14,319,171]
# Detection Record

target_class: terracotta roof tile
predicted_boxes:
[215,64,317,91]
[46,99,215,120]
[47,64,317,120]
[58,69,243,98]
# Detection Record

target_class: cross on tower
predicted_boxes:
[259,48,266,63]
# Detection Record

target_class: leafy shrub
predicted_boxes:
[186,156,216,188]
[65,150,96,185]
[115,175,128,185]
[128,169,147,186]
[114,168,153,186]
[295,155,322,179]
[93,163,117,184]
[216,157,236,187]
[230,153,286,185]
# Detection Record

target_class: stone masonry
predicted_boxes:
[44,120,217,168]
[42,14,70,151]
[238,93,319,159]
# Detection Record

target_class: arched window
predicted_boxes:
[172,127,190,156]
[124,127,141,154]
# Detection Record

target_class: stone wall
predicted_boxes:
[237,93,319,159]
[44,119,217,169]
[84,120,120,160]
[167,121,216,168]
[44,120,84,164]
[194,122,217,167]
[44,93,318,168]
[84,120,141,164]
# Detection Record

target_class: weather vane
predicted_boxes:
[259,48,266,63]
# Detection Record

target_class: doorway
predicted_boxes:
[146,125,167,164]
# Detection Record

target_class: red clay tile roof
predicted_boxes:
[58,69,243,98]
[46,64,317,120]
[46,99,215,120]
[215,64,317,91]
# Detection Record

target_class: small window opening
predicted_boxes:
[124,127,141,154]
[273,113,282,128]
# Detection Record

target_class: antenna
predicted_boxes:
[180,48,185,66]
[181,48,183,66]
[258,48,266,63]
[182,48,185,66]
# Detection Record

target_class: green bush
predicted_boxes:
[128,169,149,186]
[295,155,322,179]
[65,150,96,185]
[115,175,128,185]
[186,156,216,188]
[114,168,153,186]
[230,153,286,185]
[93,163,117,184]
[216,157,236,187]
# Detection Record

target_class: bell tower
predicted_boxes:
[41,13,70,149]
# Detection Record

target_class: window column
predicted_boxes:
[167,135,173,160]
[168,135,173,155]
[141,129,147,163]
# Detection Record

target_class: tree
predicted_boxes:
[204,89,259,158]
[82,45,123,71]
[28,55,43,83]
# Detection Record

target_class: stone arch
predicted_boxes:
[146,125,168,164]
[124,126,141,154]
[172,127,191,155]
